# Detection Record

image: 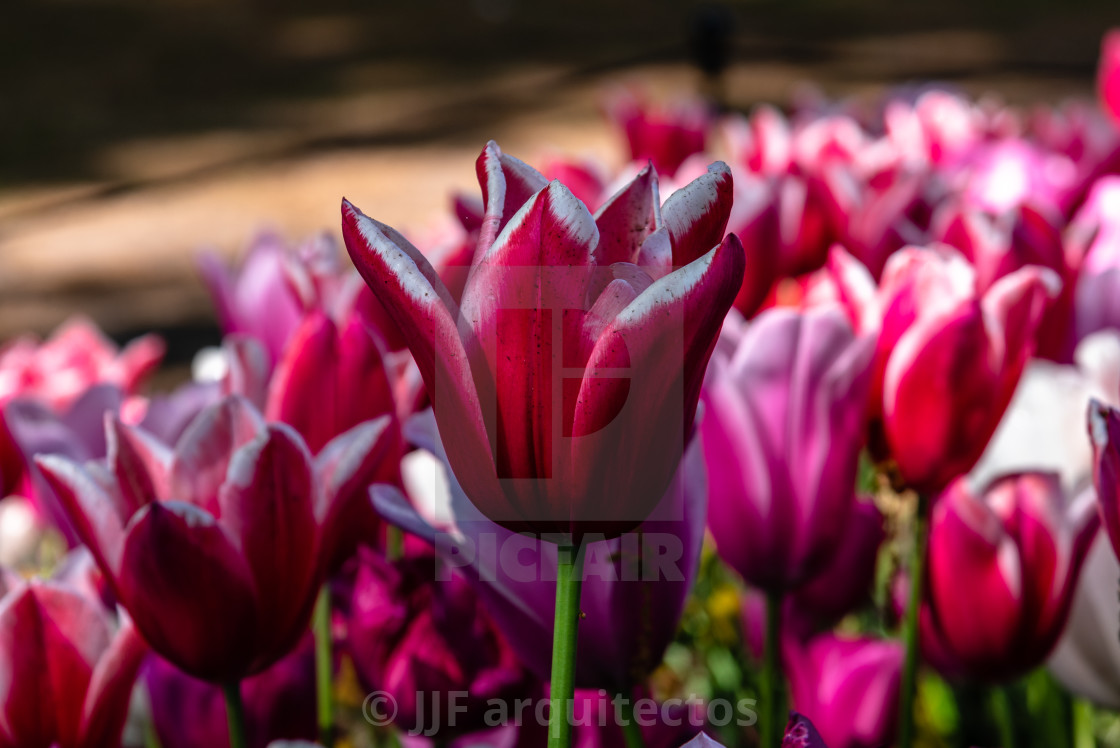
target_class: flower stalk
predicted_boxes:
[548,544,585,748]
[898,492,930,748]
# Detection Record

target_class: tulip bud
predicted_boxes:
[921,473,1098,682]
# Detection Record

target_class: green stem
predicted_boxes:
[387,525,403,561]
[222,682,248,748]
[618,693,647,748]
[898,492,930,748]
[548,543,585,748]
[314,585,335,747]
[989,685,1017,748]
[761,589,785,748]
[1072,699,1094,748]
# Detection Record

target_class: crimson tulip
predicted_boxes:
[818,244,1058,493]
[36,395,395,682]
[921,472,1097,682]
[0,576,147,748]
[343,141,743,539]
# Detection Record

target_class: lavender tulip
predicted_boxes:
[700,306,874,592]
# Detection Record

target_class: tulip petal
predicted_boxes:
[660,162,733,266]
[106,416,171,513]
[460,181,597,489]
[78,619,148,748]
[118,501,258,681]
[169,397,265,513]
[1090,399,1120,556]
[475,141,549,259]
[342,199,502,518]
[219,425,317,662]
[569,234,744,532]
[35,455,129,582]
[593,164,660,267]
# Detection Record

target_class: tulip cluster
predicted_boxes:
[10,29,1120,748]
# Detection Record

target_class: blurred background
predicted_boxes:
[2,0,1119,370]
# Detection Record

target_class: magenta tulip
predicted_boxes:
[36,395,395,682]
[1089,400,1120,559]
[701,307,874,591]
[0,577,147,748]
[145,636,317,748]
[784,634,901,748]
[921,472,1097,682]
[347,548,532,740]
[343,141,743,539]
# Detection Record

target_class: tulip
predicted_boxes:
[145,635,317,748]
[701,306,874,591]
[374,409,706,696]
[35,395,395,683]
[343,140,743,540]
[1099,30,1120,124]
[0,316,162,413]
[818,244,1058,493]
[784,634,902,748]
[347,548,533,740]
[920,472,1098,682]
[605,90,709,177]
[0,576,147,748]
[0,317,162,497]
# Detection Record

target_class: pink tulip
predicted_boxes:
[921,472,1098,682]
[701,307,874,591]
[785,634,902,748]
[343,141,744,539]
[1099,30,1120,124]
[822,245,1058,493]
[0,317,162,413]
[0,576,147,748]
[36,396,395,682]
[347,549,533,741]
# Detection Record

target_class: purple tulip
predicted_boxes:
[343,141,743,540]
[144,635,316,748]
[374,409,705,694]
[36,395,395,682]
[700,307,874,591]
[785,634,902,748]
[921,472,1098,682]
[0,575,147,748]
[347,548,533,740]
